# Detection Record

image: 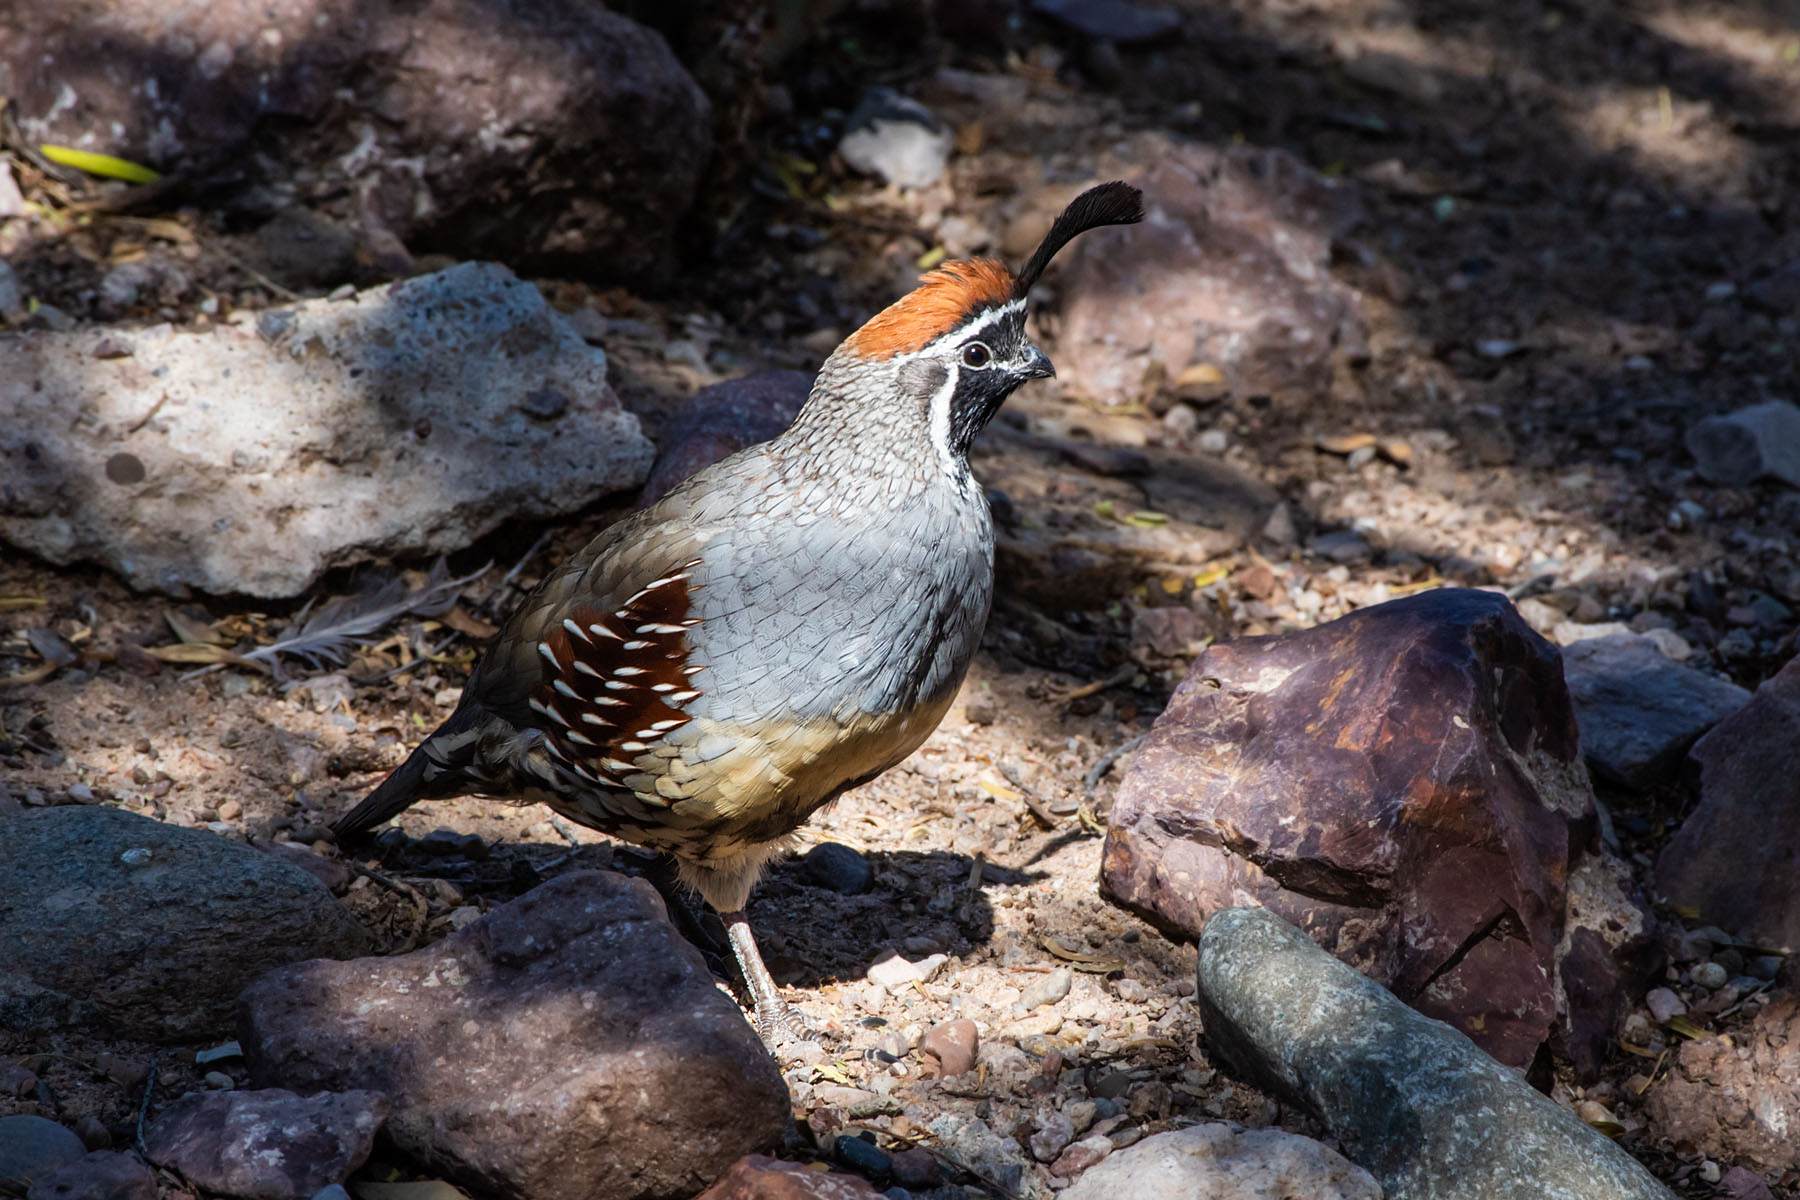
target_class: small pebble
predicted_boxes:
[920,1019,979,1077]
[801,842,873,895]
[1017,968,1072,1013]
[1030,1111,1075,1162]
[1645,986,1687,1023]
[867,954,922,990]
[416,828,486,859]
[71,1114,110,1150]
[1699,1160,1722,1184]
[890,1146,941,1188]
[835,1133,894,1182]
[1691,961,1729,989]
[203,1071,235,1090]
[1051,1134,1113,1176]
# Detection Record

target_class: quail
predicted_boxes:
[334,182,1145,1040]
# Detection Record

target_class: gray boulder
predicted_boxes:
[1059,1124,1380,1200]
[238,870,788,1200]
[0,263,653,597]
[1686,401,1800,488]
[0,1116,87,1195]
[1195,907,1673,1200]
[1562,634,1750,789]
[0,806,373,1042]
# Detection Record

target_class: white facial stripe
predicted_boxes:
[925,360,961,481]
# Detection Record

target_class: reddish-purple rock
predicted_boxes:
[238,870,788,1200]
[1055,141,1366,405]
[0,0,709,280]
[639,371,813,506]
[1656,655,1800,950]
[691,1155,888,1199]
[141,1089,385,1199]
[1101,588,1656,1072]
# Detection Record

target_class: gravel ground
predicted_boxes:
[6,0,1800,1195]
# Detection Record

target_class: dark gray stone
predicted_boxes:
[0,1116,87,1195]
[1686,401,1800,488]
[0,807,373,1041]
[1195,908,1674,1200]
[142,1089,384,1200]
[1032,0,1181,44]
[1657,654,1800,950]
[1562,634,1750,789]
[25,1150,157,1200]
[800,842,873,895]
[239,870,787,1200]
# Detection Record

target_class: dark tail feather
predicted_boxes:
[332,709,483,840]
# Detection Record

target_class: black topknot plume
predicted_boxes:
[1011,180,1145,301]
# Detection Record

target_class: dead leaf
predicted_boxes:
[0,597,47,612]
[1043,936,1126,973]
[441,605,498,639]
[147,643,259,669]
[1316,433,1377,455]
[165,610,225,645]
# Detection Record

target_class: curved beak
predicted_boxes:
[1017,344,1055,381]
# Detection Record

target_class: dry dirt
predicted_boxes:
[5,0,1800,1196]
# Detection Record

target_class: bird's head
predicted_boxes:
[809,181,1144,462]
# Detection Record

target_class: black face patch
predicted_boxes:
[945,313,1032,455]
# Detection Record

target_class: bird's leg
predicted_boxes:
[722,910,811,1047]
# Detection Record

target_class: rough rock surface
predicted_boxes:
[1196,907,1675,1200]
[1101,588,1656,1071]
[0,263,654,597]
[638,370,812,506]
[1645,993,1800,1171]
[1685,401,1800,488]
[238,870,787,1200]
[24,1150,157,1200]
[0,0,710,278]
[1561,634,1749,789]
[0,806,373,1042]
[692,1156,888,1199]
[1656,654,1800,950]
[142,1089,386,1199]
[0,1116,87,1195]
[1058,1124,1380,1200]
[1055,139,1365,404]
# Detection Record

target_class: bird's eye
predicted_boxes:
[961,342,993,368]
